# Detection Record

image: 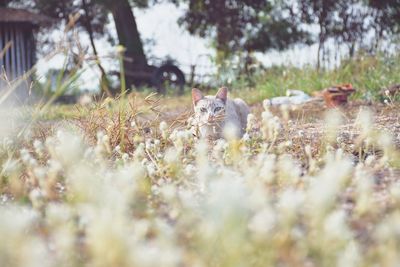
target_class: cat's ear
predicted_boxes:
[216,87,228,104]
[192,88,203,105]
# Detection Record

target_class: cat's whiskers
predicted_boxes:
[213,114,225,121]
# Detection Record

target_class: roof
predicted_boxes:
[0,7,52,26]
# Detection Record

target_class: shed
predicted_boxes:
[0,7,51,102]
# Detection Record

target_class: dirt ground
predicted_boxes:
[158,98,400,150]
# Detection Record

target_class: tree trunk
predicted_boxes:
[111,0,147,90]
[0,0,11,7]
[349,42,355,58]
[317,33,324,70]
[216,27,229,66]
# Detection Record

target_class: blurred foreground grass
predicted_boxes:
[1,90,400,266]
[0,52,400,267]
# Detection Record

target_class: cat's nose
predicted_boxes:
[207,115,215,122]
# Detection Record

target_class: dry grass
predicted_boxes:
[0,92,400,267]
[1,19,400,266]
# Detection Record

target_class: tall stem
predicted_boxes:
[82,0,113,97]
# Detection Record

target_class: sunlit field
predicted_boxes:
[1,0,400,265]
[1,88,400,266]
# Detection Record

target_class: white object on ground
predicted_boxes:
[78,93,93,106]
[263,89,312,106]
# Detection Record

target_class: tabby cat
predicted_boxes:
[191,87,250,139]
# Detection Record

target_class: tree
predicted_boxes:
[22,0,113,95]
[6,0,150,94]
[178,0,309,67]
[244,3,312,53]
[104,0,149,89]
[331,0,370,57]
[299,0,400,66]
[298,0,340,68]
[0,0,10,6]
[179,0,268,63]
[368,0,400,50]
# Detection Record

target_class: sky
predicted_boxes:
[35,2,329,92]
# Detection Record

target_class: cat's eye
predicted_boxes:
[214,107,223,112]
[200,107,207,113]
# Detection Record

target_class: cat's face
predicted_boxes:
[192,87,227,126]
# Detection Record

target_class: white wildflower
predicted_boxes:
[164,147,178,164]
[146,163,157,177]
[33,139,44,156]
[337,241,362,267]
[323,209,352,241]
[248,205,276,236]
[134,143,146,159]
[324,109,343,143]
[278,188,305,222]
[308,158,353,216]
[258,154,276,183]
[114,145,121,154]
[223,122,240,140]
[184,164,196,176]
[2,158,20,175]
[159,121,168,139]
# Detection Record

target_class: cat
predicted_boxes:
[190,87,250,139]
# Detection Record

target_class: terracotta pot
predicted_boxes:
[322,84,355,107]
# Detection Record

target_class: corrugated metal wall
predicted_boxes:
[0,23,35,101]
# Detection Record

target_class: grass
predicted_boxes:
[0,48,400,266]
[0,95,399,266]
[229,52,400,104]
[20,52,399,121]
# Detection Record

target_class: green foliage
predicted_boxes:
[178,0,308,63]
[35,69,83,98]
[230,53,400,103]
[369,0,400,35]
[32,0,110,36]
[33,55,84,101]
[180,0,400,67]
[244,15,312,52]
[297,0,400,60]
